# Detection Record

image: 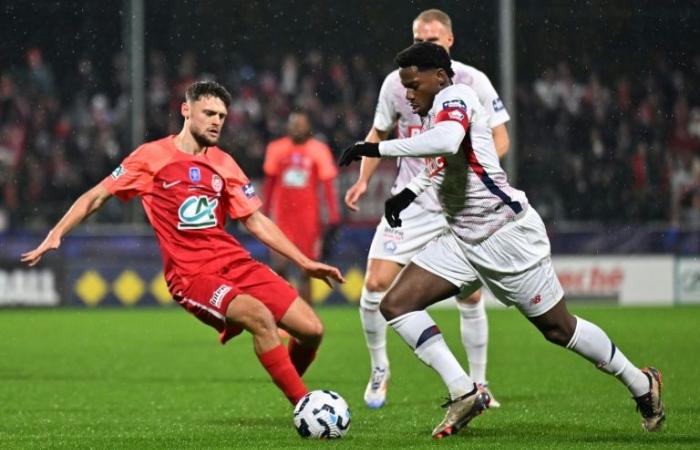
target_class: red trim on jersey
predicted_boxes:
[435,107,470,131]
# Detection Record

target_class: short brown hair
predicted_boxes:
[414,9,453,33]
[185,81,232,108]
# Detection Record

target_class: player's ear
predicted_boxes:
[181,102,190,120]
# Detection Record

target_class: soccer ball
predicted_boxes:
[293,390,351,439]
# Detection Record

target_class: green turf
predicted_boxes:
[0,305,698,449]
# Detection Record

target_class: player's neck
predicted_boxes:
[174,130,207,155]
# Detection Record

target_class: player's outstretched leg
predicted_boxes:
[359,259,402,409]
[226,294,308,405]
[278,297,324,377]
[381,263,489,438]
[456,291,500,408]
[527,299,665,431]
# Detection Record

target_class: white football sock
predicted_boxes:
[566,316,649,397]
[388,310,474,399]
[458,299,488,384]
[359,288,388,369]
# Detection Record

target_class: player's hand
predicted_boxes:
[344,180,368,211]
[337,141,380,167]
[20,234,61,267]
[384,188,417,228]
[301,261,345,288]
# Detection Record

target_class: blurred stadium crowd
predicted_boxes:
[1,48,700,229]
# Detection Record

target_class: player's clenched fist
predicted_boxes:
[337,141,380,166]
[384,188,417,228]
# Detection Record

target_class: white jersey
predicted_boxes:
[379,84,528,244]
[373,60,510,213]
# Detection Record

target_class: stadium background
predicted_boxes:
[1,1,699,306]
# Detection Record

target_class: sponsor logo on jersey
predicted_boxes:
[211,174,223,193]
[189,167,201,183]
[426,156,448,177]
[242,183,256,198]
[442,99,467,111]
[177,195,218,230]
[209,284,232,308]
[282,168,310,188]
[492,98,505,112]
[111,164,127,180]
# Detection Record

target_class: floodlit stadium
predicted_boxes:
[1,1,699,448]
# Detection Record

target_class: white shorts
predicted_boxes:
[412,207,564,317]
[367,202,447,265]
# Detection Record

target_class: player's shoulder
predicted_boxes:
[207,146,243,173]
[267,136,291,151]
[452,60,495,91]
[436,83,478,105]
[380,69,402,90]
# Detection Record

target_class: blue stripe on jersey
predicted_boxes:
[467,147,523,214]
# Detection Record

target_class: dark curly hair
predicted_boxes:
[394,42,455,78]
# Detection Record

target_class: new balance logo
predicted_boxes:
[529,294,542,305]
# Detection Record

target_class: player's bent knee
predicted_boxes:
[379,293,405,322]
[456,289,481,305]
[541,324,574,347]
[364,275,394,293]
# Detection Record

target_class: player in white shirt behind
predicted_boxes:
[339,42,665,438]
[344,9,508,410]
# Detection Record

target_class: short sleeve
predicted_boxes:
[263,143,280,176]
[314,142,338,181]
[434,88,470,132]
[222,156,262,219]
[100,145,154,201]
[372,72,399,132]
[470,70,510,128]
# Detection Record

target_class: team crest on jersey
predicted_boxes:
[189,167,201,183]
[111,164,126,180]
[442,99,467,110]
[211,174,223,193]
[242,183,256,199]
[177,195,218,230]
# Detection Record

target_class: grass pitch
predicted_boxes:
[1,305,698,449]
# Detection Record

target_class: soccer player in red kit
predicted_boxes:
[262,110,340,302]
[21,81,345,407]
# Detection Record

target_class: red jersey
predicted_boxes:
[100,136,261,295]
[262,137,338,229]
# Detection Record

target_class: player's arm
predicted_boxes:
[344,127,391,211]
[378,121,466,157]
[492,123,510,158]
[21,184,113,266]
[240,210,345,285]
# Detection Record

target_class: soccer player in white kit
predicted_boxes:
[344,9,509,409]
[339,42,665,438]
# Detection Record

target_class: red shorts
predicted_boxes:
[278,223,320,259]
[174,259,298,344]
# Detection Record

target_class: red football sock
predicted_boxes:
[257,344,308,405]
[288,338,318,376]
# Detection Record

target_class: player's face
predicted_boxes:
[399,66,445,116]
[182,95,228,146]
[412,20,454,52]
[287,113,312,143]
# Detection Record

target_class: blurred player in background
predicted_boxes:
[263,110,340,303]
[344,9,509,409]
[22,81,345,408]
[340,42,664,437]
